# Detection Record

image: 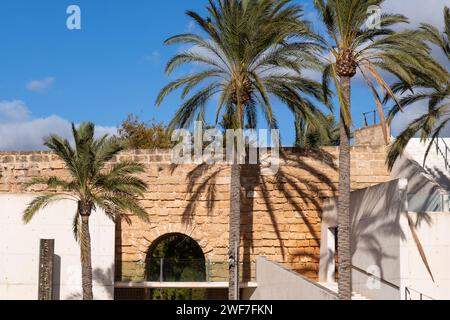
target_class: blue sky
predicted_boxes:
[0,0,449,150]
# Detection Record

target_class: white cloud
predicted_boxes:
[186,21,196,33]
[390,100,427,135]
[0,100,30,123]
[0,100,117,151]
[26,77,55,92]
[382,0,450,28]
[380,0,450,137]
[390,99,450,137]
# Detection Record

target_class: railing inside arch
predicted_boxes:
[117,259,255,283]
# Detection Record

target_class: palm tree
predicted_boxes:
[295,114,340,149]
[387,6,450,170]
[23,122,149,300]
[314,0,448,299]
[157,0,331,300]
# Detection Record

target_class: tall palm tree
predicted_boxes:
[314,0,448,299]
[387,6,450,170]
[23,123,149,300]
[157,0,331,300]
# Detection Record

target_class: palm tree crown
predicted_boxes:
[24,122,148,230]
[317,0,447,138]
[314,0,447,300]
[23,122,149,300]
[387,6,450,170]
[157,0,331,133]
[295,114,340,149]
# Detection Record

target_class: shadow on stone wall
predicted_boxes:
[172,148,338,281]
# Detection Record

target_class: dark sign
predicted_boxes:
[38,239,54,300]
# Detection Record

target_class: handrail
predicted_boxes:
[351,265,436,300]
[405,287,435,301]
[351,265,400,290]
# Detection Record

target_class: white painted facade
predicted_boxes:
[404,138,450,190]
[0,194,115,300]
[319,179,450,300]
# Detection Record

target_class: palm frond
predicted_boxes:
[23,194,69,224]
[158,0,329,140]
[25,122,149,235]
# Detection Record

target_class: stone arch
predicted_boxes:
[145,232,208,283]
[142,223,214,257]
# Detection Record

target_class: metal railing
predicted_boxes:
[362,108,389,127]
[118,259,255,283]
[351,265,400,291]
[405,287,435,301]
[351,265,435,301]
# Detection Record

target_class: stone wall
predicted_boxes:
[0,135,391,283]
[354,124,389,147]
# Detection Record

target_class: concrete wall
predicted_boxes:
[391,151,448,212]
[319,179,406,300]
[249,257,337,300]
[403,212,450,300]
[404,138,450,189]
[320,178,450,300]
[0,194,115,300]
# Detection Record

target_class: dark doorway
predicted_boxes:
[146,233,207,300]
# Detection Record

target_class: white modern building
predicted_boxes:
[318,137,450,300]
[0,195,115,300]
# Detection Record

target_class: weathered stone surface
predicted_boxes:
[0,143,390,282]
[38,239,54,300]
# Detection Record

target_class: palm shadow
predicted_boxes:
[65,266,115,300]
[177,147,338,281]
[428,167,450,191]
[326,178,435,285]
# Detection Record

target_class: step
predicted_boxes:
[318,282,370,300]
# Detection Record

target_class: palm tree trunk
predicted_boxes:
[228,100,244,301]
[80,205,94,300]
[228,155,241,300]
[338,76,352,300]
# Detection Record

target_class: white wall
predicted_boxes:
[0,194,115,300]
[404,138,450,190]
[392,152,448,212]
[319,179,407,300]
[403,212,450,300]
[320,179,450,300]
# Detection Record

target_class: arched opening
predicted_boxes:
[146,233,207,300]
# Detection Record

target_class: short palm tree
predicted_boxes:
[23,123,149,300]
[387,6,450,170]
[295,114,340,149]
[314,0,447,299]
[157,0,330,300]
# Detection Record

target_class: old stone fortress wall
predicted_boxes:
[0,126,390,284]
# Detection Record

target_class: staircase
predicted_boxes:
[318,282,370,300]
